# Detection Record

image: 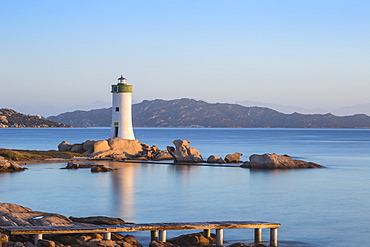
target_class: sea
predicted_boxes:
[1,127,370,247]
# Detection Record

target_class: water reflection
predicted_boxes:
[111,163,137,221]
[168,164,199,187]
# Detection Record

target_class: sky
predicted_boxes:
[1,0,370,116]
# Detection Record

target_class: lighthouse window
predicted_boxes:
[115,107,120,112]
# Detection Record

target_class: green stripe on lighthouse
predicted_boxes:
[111,84,133,93]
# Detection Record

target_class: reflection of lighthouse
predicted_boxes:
[109,75,135,140]
[112,164,136,221]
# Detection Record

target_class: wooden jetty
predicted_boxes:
[0,221,281,247]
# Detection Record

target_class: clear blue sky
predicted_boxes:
[1,0,370,116]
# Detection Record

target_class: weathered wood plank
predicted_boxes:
[0,221,280,235]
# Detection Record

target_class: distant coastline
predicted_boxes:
[47,98,370,128]
[4,98,370,128]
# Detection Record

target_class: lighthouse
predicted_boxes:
[109,75,135,140]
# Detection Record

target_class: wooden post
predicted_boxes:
[151,230,159,241]
[254,228,262,243]
[159,230,167,242]
[270,228,278,247]
[216,229,223,246]
[203,229,211,238]
[104,232,111,240]
[35,234,43,245]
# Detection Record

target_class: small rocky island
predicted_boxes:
[0,138,325,172]
[57,138,325,169]
[0,137,325,172]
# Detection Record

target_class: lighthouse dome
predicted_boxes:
[117,75,127,84]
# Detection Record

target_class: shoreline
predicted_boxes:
[14,158,242,168]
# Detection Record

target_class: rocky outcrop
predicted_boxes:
[87,138,144,159]
[62,162,115,172]
[69,216,126,225]
[167,232,215,246]
[0,108,70,128]
[241,153,325,169]
[228,243,267,247]
[224,153,243,163]
[59,139,176,161]
[58,141,74,152]
[167,139,203,163]
[0,203,72,227]
[0,160,27,173]
[0,203,139,247]
[1,203,267,247]
[152,150,174,161]
[149,241,179,247]
[0,232,9,247]
[90,165,115,172]
[58,138,147,159]
[206,155,225,164]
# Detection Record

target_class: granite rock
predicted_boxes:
[241,153,325,169]
[206,155,225,164]
[167,139,203,163]
[224,152,243,163]
[0,160,27,173]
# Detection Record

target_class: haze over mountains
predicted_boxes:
[236,100,370,116]
[27,99,370,118]
[47,98,370,128]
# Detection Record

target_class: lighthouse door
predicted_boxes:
[115,127,119,138]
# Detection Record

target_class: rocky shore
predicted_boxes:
[0,137,325,173]
[0,203,268,247]
[57,138,325,169]
[0,157,27,172]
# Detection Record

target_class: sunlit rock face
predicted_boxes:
[224,152,243,163]
[0,160,27,173]
[167,139,204,163]
[206,155,225,164]
[241,153,325,169]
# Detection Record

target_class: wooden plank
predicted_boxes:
[0,221,280,235]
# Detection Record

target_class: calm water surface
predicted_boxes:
[1,128,370,247]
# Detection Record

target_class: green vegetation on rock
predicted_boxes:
[0,148,84,161]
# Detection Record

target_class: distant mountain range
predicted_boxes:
[236,100,370,116]
[0,108,70,128]
[47,98,370,128]
[236,100,328,115]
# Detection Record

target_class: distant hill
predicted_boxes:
[47,108,111,127]
[236,99,370,116]
[0,108,70,127]
[236,100,329,114]
[331,103,370,116]
[46,98,370,128]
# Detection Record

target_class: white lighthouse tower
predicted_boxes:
[109,75,135,140]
